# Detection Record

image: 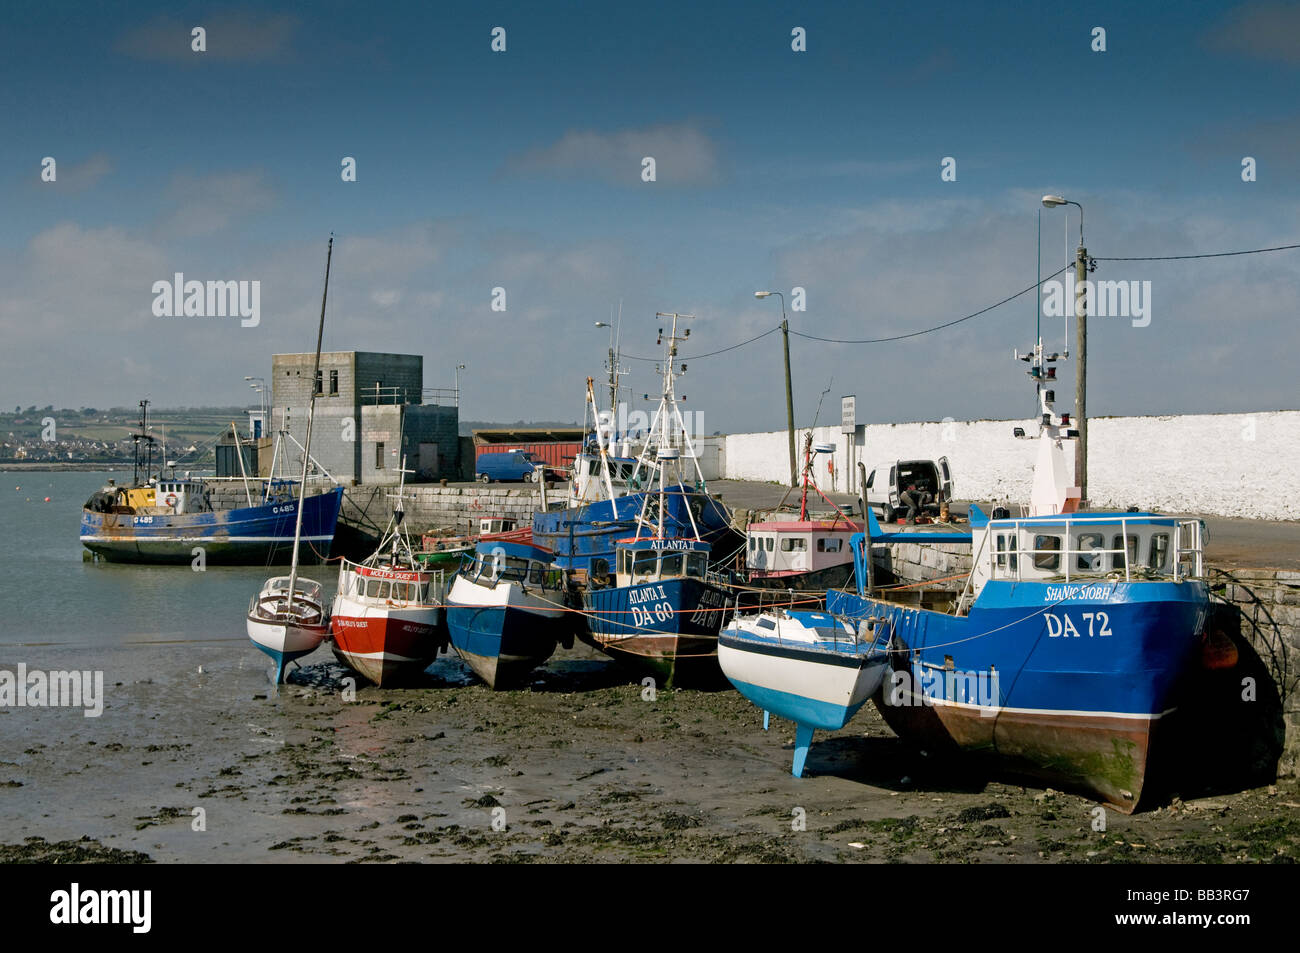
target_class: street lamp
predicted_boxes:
[755,291,796,487]
[244,376,267,433]
[1041,194,1088,507]
[454,364,466,407]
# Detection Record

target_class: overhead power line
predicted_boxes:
[1094,241,1300,262]
[789,261,1073,345]
[622,325,782,362]
[615,239,1300,360]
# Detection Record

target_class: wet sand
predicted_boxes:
[2,641,1297,863]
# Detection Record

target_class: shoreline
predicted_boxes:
[2,640,1296,863]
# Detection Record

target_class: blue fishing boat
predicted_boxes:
[81,401,343,565]
[445,539,573,689]
[82,480,344,565]
[719,609,892,776]
[583,535,732,686]
[824,342,1210,811]
[532,334,741,574]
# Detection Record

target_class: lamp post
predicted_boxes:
[454,364,466,407]
[755,290,796,487]
[244,376,267,435]
[1041,195,1088,507]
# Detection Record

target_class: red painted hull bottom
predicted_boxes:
[330,615,447,687]
[876,691,1161,813]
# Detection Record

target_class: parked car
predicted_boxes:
[475,450,544,483]
[863,457,952,523]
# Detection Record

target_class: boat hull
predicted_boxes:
[827,578,1209,811]
[718,632,888,732]
[329,599,445,686]
[582,577,730,687]
[81,487,344,565]
[246,614,329,682]
[445,576,568,689]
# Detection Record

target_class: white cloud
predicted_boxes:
[115,13,299,63]
[505,121,721,186]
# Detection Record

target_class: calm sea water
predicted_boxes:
[0,470,335,646]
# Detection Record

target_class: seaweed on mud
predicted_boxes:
[956,803,1011,823]
[0,836,152,864]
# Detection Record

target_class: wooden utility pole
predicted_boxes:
[782,317,796,487]
[1074,241,1088,507]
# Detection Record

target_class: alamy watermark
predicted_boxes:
[1041,271,1151,328]
[0,663,104,717]
[594,402,706,442]
[152,273,260,327]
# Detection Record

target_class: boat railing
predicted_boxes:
[986,515,1206,584]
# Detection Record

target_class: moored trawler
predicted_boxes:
[81,477,343,565]
[80,400,343,565]
[445,539,573,689]
[331,461,449,686]
[825,342,1210,811]
[582,535,732,687]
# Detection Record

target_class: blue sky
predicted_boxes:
[3,1,1298,431]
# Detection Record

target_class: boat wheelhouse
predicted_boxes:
[445,539,573,689]
[744,518,862,590]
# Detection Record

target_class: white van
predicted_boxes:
[863,458,953,523]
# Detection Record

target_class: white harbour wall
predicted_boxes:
[720,410,1300,521]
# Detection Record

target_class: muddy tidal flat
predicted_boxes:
[2,641,1298,864]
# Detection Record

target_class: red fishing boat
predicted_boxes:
[330,462,448,685]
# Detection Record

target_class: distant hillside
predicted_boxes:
[458,420,582,437]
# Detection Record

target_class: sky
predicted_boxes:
[2,0,1298,433]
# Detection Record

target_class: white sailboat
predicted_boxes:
[246,236,335,684]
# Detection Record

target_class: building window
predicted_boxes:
[376,442,385,469]
[329,369,338,395]
[314,370,323,395]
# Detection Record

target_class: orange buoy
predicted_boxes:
[44,496,50,502]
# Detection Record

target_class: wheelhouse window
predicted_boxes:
[686,553,707,578]
[659,553,687,577]
[780,537,808,553]
[631,551,660,578]
[994,533,1018,572]
[1033,535,1062,571]
[1149,533,1171,572]
[818,538,843,553]
[1113,534,1139,571]
[1076,532,1105,572]
[765,537,774,552]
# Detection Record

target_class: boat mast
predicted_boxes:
[287,235,333,611]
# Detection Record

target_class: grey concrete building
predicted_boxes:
[269,351,458,484]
